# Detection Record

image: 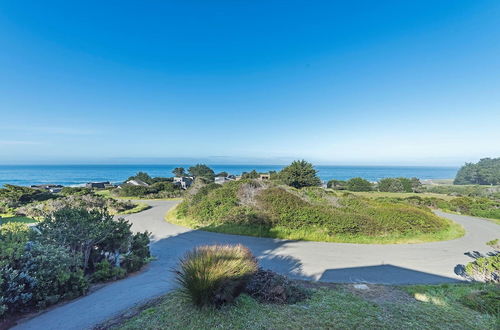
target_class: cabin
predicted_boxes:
[173,176,194,189]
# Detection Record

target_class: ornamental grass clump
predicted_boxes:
[175,244,258,307]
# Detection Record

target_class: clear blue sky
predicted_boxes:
[0,1,499,165]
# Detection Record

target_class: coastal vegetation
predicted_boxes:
[117,281,498,329]
[168,179,463,244]
[0,207,151,320]
[0,185,149,218]
[454,157,500,185]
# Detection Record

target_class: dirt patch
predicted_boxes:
[344,284,416,305]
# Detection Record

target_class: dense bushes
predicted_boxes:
[375,195,500,220]
[175,180,451,241]
[113,182,182,198]
[16,193,141,217]
[465,255,499,283]
[454,157,500,185]
[346,177,372,191]
[176,244,257,307]
[0,207,151,318]
[0,185,54,208]
[378,177,422,193]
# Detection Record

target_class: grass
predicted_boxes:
[117,283,498,329]
[95,189,182,201]
[118,202,151,215]
[0,215,37,224]
[166,204,465,244]
[340,190,456,201]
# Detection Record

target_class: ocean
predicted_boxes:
[0,165,458,187]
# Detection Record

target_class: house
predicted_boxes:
[31,184,64,193]
[85,181,111,189]
[125,179,149,187]
[259,173,270,180]
[173,176,194,189]
[215,176,233,184]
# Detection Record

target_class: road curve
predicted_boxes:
[14,200,500,330]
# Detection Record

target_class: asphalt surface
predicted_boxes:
[14,200,500,330]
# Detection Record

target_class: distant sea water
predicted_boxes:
[0,165,458,187]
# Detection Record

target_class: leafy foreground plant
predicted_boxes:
[465,239,499,283]
[175,244,258,307]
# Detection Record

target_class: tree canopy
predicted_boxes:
[346,177,372,192]
[454,158,500,185]
[172,167,186,177]
[279,160,321,189]
[188,164,215,181]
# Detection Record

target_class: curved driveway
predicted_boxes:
[14,200,500,330]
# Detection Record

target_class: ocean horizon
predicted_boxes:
[0,164,458,187]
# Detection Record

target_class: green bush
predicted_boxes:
[346,177,372,191]
[327,179,347,190]
[91,260,126,283]
[0,266,36,316]
[278,160,321,189]
[20,242,88,307]
[465,254,499,283]
[454,157,500,185]
[176,244,258,307]
[178,180,450,239]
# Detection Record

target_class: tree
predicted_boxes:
[36,208,114,271]
[327,179,347,190]
[279,160,321,189]
[215,171,229,177]
[188,164,215,181]
[172,167,186,177]
[242,170,259,179]
[346,177,372,192]
[454,158,500,185]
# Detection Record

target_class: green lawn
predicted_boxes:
[0,216,37,225]
[117,202,151,215]
[165,205,465,244]
[117,283,498,329]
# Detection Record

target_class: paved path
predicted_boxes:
[14,201,500,330]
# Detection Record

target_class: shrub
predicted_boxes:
[20,242,88,307]
[245,269,309,304]
[465,254,499,283]
[460,286,500,316]
[346,177,372,191]
[122,231,151,273]
[0,222,30,267]
[0,266,36,315]
[327,179,347,190]
[91,260,126,283]
[176,244,258,307]
[278,160,321,189]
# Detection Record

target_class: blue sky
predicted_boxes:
[0,1,499,165]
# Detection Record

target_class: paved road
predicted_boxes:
[14,201,500,330]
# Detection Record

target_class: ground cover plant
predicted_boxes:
[169,179,463,244]
[116,282,499,329]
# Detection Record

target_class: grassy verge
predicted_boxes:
[117,283,498,329]
[0,216,37,224]
[340,190,456,201]
[165,205,465,244]
[117,202,151,215]
[95,189,182,201]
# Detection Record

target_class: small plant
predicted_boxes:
[245,268,309,304]
[91,260,126,283]
[175,244,258,307]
